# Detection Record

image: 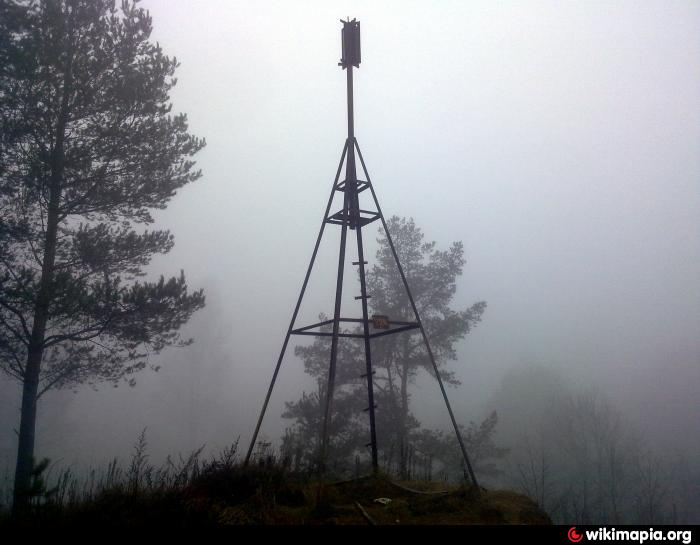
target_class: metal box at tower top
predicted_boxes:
[340,19,361,68]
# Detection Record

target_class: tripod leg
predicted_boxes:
[319,175,350,473]
[355,221,379,472]
[245,141,349,465]
[354,139,480,488]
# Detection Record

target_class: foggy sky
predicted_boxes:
[2,0,699,472]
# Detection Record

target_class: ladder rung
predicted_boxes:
[363,404,378,412]
[352,261,368,265]
[355,295,371,300]
[360,371,376,379]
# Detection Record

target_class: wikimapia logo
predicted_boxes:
[567,527,693,544]
[569,527,584,542]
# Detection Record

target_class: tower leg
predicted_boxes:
[319,173,350,473]
[355,222,379,472]
[355,138,480,488]
[244,141,348,465]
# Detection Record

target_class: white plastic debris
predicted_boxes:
[373,497,392,505]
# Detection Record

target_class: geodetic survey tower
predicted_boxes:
[245,19,478,487]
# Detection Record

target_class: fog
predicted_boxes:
[1,0,699,522]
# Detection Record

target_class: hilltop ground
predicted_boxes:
[2,465,550,527]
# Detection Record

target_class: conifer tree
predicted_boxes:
[0,0,206,509]
[283,217,486,477]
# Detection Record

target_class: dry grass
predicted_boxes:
[0,437,550,527]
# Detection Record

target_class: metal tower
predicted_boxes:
[245,19,478,487]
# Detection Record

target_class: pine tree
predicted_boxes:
[282,217,487,477]
[0,0,205,510]
[367,216,486,476]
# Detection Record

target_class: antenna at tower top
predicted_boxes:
[339,18,361,68]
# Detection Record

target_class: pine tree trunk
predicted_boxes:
[12,79,68,511]
[12,204,60,512]
[12,350,42,511]
[12,186,61,512]
[399,338,410,479]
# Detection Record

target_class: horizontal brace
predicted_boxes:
[325,214,350,226]
[308,318,420,326]
[325,218,378,228]
[290,331,366,339]
[290,318,419,339]
[358,214,380,227]
[335,180,370,194]
[354,295,371,300]
[325,209,380,228]
[326,209,347,219]
[363,404,378,412]
[360,371,376,378]
[290,318,334,334]
[352,261,368,265]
